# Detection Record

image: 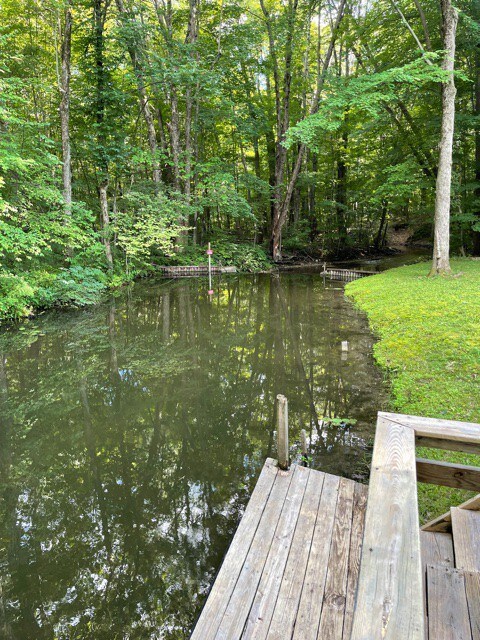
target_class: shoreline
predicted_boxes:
[345,257,480,522]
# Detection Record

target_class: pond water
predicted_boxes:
[0,273,387,639]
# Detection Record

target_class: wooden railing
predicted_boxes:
[350,411,480,640]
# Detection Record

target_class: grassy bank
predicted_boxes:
[346,258,480,523]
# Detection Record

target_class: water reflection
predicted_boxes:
[0,273,386,639]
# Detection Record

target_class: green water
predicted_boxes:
[0,273,386,639]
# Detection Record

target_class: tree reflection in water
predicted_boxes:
[0,273,386,639]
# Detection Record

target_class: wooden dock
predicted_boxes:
[158,265,237,277]
[191,403,480,639]
[191,459,367,640]
[321,266,375,282]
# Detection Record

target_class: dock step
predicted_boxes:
[426,566,473,640]
[452,507,480,572]
[421,531,455,569]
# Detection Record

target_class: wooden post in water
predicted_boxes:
[277,394,289,470]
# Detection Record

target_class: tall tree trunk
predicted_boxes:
[336,130,348,246]
[94,0,113,269]
[259,0,299,260]
[182,0,198,244]
[115,0,162,186]
[100,180,113,269]
[473,40,480,255]
[430,0,457,275]
[269,0,347,261]
[59,1,72,251]
[374,200,388,250]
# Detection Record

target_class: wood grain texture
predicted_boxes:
[191,458,278,640]
[350,417,425,640]
[416,457,480,491]
[317,477,355,640]
[464,571,480,640]
[379,411,480,451]
[451,507,480,571]
[416,435,480,455]
[420,531,454,627]
[426,565,472,640]
[242,464,309,639]
[292,473,340,640]
[213,464,294,640]
[266,469,325,640]
[342,483,368,640]
[421,531,454,568]
[422,494,480,533]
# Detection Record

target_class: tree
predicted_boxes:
[58,0,73,245]
[430,0,458,275]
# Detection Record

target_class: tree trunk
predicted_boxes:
[430,0,457,275]
[374,200,388,250]
[182,0,198,244]
[473,41,480,255]
[93,0,113,269]
[335,131,348,246]
[269,0,347,260]
[99,180,113,269]
[115,0,162,186]
[59,2,72,249]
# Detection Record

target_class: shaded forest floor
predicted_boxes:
[346,258,480,523]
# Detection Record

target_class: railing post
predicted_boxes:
[277,394,289,470]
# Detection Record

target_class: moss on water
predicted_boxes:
[345,258,480,523]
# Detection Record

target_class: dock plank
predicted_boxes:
[464,571,480,640]
[317,477,355,640]
[420,531,454,629]
[191,458,278,640]
[266,469,325,640]
[451,507,480,572]
[427,565,472,640]
[292,473,340,640]
[242,465,310,639]
[350,416,425,640]
[214,465,295,639]
[421,531,455,568]
[342,483,368,640]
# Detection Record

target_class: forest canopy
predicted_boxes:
[0,0,479,317]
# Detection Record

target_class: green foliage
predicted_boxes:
[33,266,108,307]
[285,54,449,150]
[115,191,185,272]
[0,267,109,320]
[0,273,35,319]
[168,241,271,272]
[212,242,271,272]
[346,259,480,522]
[197,163,255,222]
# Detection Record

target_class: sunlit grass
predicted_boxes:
[346,258,480,522]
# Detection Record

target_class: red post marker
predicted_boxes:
[206,249,213,255]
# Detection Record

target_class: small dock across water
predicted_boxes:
[320,265,375,282]
[191,401,480,639]
[158,265,237,277]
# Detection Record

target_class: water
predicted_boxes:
[0,273,387,639]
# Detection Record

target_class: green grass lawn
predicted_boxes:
[346,258,480,523]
